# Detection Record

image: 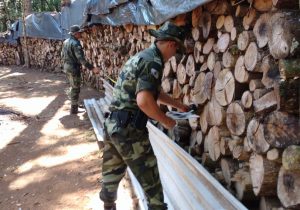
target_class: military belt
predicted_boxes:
[110,109,148,130]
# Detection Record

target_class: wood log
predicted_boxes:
[231,27,237,41]
[234,55,249,83]
[192,6,203,28]
[200,104,209,134]
[277,167,300,208]
[193,72,207,105]
[221,158,239,187]
[215,69,235,106]
[249,79,264,91]
[253,90,277,114]
[203,38,215,55]
[253,88,271,100]
[235,5,249,18]
[201,11,212,39]
[220,137,231,156]
[216,15,225,30]
[263,111,300,148]
[204,0,230,15]
[243,136,252,153]
[233,145,251,161]
[192,27,200,41]
[245,42,269,72]
[282,145,300,170]
[241,90,253,109]
[194,41,202,63]
[253,13,271,48]
[207,52,217,71]
[233,169,256,201]
[226,102,250,136]
[163,61,174,78]
[186,54,196,77]
[207,96,226,126]
[213,61,222,80]
[253,0,273,11]
[243,8,257,30]
[222,49,238,68]
[201,152,219,172]
[259,196,283,210]
[268,11,300,59]
[266,148,281,162]
[249,153,281,196]
[217,33,230,53]
[162,78,174,93]
[247,118,270,154]
[172,79,182,99]
[177,63,189,85]
[224,15,235,33]
[170,54,181,73]
[207,126,221,161]
[238,31,256,51]
[261,56,279,88]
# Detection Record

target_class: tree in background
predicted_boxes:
[0,0,61,32]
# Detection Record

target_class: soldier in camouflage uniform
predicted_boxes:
[100,22,189,210]
[61,25,100,114]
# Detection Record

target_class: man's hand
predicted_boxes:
[92,67,100,74]
[171,120,191,142]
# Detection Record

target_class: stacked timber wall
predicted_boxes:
[0,0,299,208]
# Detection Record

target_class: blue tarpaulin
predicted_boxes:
[8,0,212,41]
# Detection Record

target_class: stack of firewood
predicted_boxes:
[0,1,299,207]
[19,38,63,72]
[158,0,300,209]
[0,42,22,65]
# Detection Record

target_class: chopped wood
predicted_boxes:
[282,145,300,170]
[204,0,230,15]
[221,158,239,186]
[233,169,256,201]
[207,96,226,126]
[201,11,212,39]
[249,153,281,196]
[192,27,200,41]
[217,33,230,53]
[241,90,253,109]
[186,54,196,77]
[193,72,207,105]
[222,50,238,68]
[247,118,270,154]
[277,167,300,208]
[215,69,235,106]
[203,38,215,55]
[216,15,225,29]
[207,126,221,161]
[267,148,281,162]
[263,111,300,148]
[249,79,264,91]
[243,8,257,30]
[192,6,203,27]
[253,90,277,114]
[224,15,234,32]
[226,102,248,136]
[238,31,256,51]
[253,13,271,48]
[194,41,202,63]
[253,0,273,11]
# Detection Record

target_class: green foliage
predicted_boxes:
[0,0,61,32]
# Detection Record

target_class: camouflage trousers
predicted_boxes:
[100,117,167,210]
[65,71,81,105]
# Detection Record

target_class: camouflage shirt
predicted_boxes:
[61,35,93,74]
[110,43,164,111]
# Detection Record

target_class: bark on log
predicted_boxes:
[282,145,300,170]
[277,167,300,208]
[250,153,281,196]
[263,111,300,148]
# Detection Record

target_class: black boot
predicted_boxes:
[104,202,116,210]
[70,105,78,114]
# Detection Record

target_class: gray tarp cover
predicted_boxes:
[14,0,211,40]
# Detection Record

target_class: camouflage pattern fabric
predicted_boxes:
[100,44,167,210]
[65,71,81,105]
[61,35,93,105]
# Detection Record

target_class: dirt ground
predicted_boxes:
[0,66,136,210]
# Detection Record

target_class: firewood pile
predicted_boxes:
[19,38,63,72]
[0,0,299,207]
[0,42,22,66]
[157,0,300,209]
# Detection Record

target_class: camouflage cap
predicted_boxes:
[148,21,186,53]
[69,25,83,34]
